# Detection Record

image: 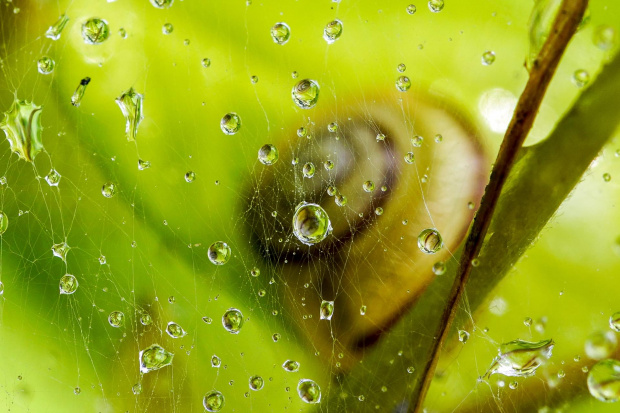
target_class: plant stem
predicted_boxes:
[410,1,588,411]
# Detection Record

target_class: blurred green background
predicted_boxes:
[0,0,619,411]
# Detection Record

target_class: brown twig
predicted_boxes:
[410,1,588,412]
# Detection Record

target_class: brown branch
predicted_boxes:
[410,1,589,412]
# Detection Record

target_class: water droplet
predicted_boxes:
[524,317,533,326]
[272,333,281,342]
[435,134,443,143]
[139,344,174,373]
[458,330,470,343]
[201,58,211,68]
[291,71,298,78]
[220,113,241,135]
[203,390,225,412]
[376,133,386,142]
[481,50,496,66]
[258,144,279,165]
[375,207,383,216]
[282,360,300,372]
[222,308,244,334]
[292,202,332,245]
[210,355,221,368]
[323,19,343,44]
[610,312,620,332]
[593,25,617,51]
[45,169,61,186]
[37,57,55,75]
[162,23,173,35]
[432,261,446,275]
[132,383,142,395]
[250,75,259,84]
[81,18,110,44]
[101,182,117,198]
[585,331,617,360]
[486,339,554,377]
[119,28,127,38]
[208,241,231,265]
[362,180,375,192]
[417,228,443,254]
[407,366,415,373]
[292,79,320,109]
[0,281,4,295]
[406,5,417,15]
[115,88,144,142]
[74,387,81,395]
[138,159,151,170]
[404,152,415,164]
[320,300,334,320]
[360,305,367,316]
[59,274,78,295]
[428,0,444,13]
[572,69,590,88]
[140,313,152,326]
[297,127,307,138]
[46,14,70,40]
[71,77,91,107]
[1,98,44,162]
[588,359,620,402]
[397,64,407,74]
[185,171,196,182]
[335,194,348,207]
[302,162,316,178]
[508,381,518,389]
[271,22,291,45]
[327,122,338,132]
[52,242,70,262]
[297,379,321,404]
[108,311,125,328]
[326,185,338,196]
[150,0,174,9]
[0,212,8,235]
[603,173,612,182]
[249,376,264,391]
[323,160,334,171]
[395,76,411,92]
[471,258,481,267]
[166,321,187,338]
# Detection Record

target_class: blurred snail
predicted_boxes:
[247,91,489,370]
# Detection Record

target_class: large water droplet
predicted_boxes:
[71,77,91,107]
[208,241,231,265]
[249,375,264,391]
[323,19,343,44]
[220,113,241,135]
[320,300,334,320]
[485,339,554,377]
[37,57,55,75]
[292,79,320,109]
[203,390,225,412]
[1,98,43,162]
[297,379,321,404]
[108,311,125,328]
[115,88,144,142]
[222,308,244,334]
[46,14,69,40]
[258,144,279,165]
[81,18,110,45]
[417,228,443,254]
[292,202,332,245]
[139,344,174,373]
[59,274,79,295]
[588,359,620,402]
[282,360,300,372]
[271,22,291,45]
[166,321,187,338]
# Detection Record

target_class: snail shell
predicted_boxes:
[247,91,488,370]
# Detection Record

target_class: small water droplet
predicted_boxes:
[585,331,617,360]
[166,321,186,338]
[406,5,417,15]
[203,390,225,412]
[323,19,343,44]
[45,169,61,186]
[162,23,174,35]
[37,57,55,75]
[271,22,291,45]
[297,379,321,404]
[222,308,244,334]
[292,79,320,109]
[202,316,212,324]
[609,312,620,332]
[417,228,443,254]
[74,387,81,395]
[335,194,347,207]
[46,14,69,40]
[593,25,617,51]
[272,333,281,342]
[603,173,612,182]
[139,344,174,373]
[211,355,221,367]
[71,77,91,107]
[434,133,443,143]
[395,76,411,92]
[249,376,264,391]
[59,274,78,295]
[362,180,375,192]
[326,185,338,196]
[208,241,231,265]
[428,0,444,13]
[81,18,110,44]
[324,160,334,171]
[108,311,125,328]
[220,113,241,135]
[258,144,279,165]
[138,159,151,170]
[250,75,259,84]
[140,313,152,326]
[572,69,590,88]
[283,360,300,372]
[320,300,334,320]
[432,261,446,275]
[52,242,70,262]
[101,182,116,198]
[458,330,470,343]
[375,207,383,216]
[481,50,496,66]
[404,152,415,164]
[201,58,211,68]
[185,171,196,182]
[119,28,127,39]
[407,366,415,373]
[302,162,316,178]
[360,305,367,316]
